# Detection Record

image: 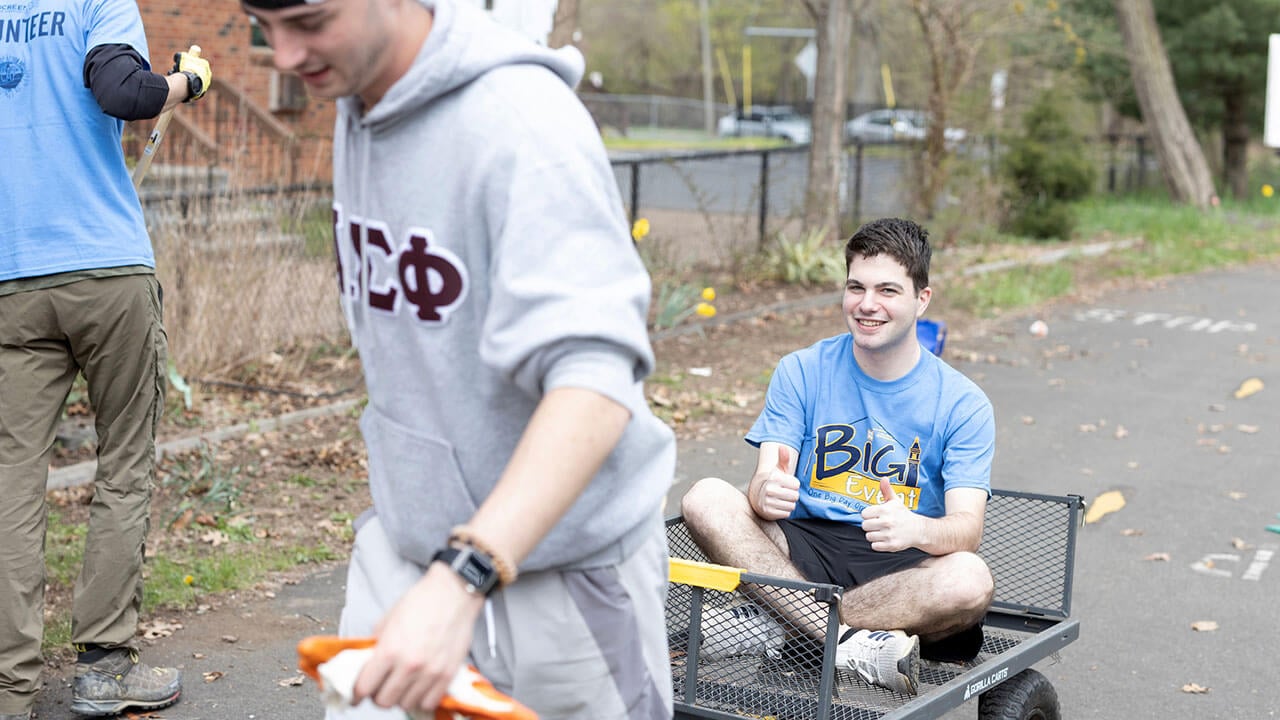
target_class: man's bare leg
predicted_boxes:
[680,478,826,636]
[839,552,993,643]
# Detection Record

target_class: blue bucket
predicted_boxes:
[917,318,947,356]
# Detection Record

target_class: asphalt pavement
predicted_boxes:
[32,261,1280,718]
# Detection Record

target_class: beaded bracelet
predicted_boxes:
[448,525,518,588]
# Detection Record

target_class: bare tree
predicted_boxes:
[849,0,881,112]
[801,0,854,242]
[1113,0,1215,208]
[548,0,578,49]
[908,0,985,220]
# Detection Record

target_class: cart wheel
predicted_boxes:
[978,668,1059,720]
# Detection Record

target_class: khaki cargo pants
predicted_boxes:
[0,274,166,713]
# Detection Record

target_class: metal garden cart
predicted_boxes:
[665,489,1084,720]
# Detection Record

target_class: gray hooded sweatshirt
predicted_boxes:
[333,0,674,573]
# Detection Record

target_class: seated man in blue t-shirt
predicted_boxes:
[681,217,995,696]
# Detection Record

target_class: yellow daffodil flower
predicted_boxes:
[1263,184,1274,198]
[701,287,716,302]
[695,302,716,318]
[631,218,650,241]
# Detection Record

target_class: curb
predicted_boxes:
[47,397,364,491]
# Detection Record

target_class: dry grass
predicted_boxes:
[149,192,346,376]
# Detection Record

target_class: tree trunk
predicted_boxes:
[548,0,578,49]
[849,0,881,112]
[803,0,854,243]
[908,1,981,223]
[1113,0,1215,208]
[1222,89,1250,200]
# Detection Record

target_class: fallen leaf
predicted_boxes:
[192,652,206,659]
[203,671,224,683]
[168,508,195,531]
[1078,423,1098,433]
[195,514,218,527]
[1144,552,1170,562]
[1233,377,1264,400]
[1227,491,1246,500]
[138,619,183,640]
[1217,445,1232,455]
[1181,683,1210,694]
[1127,461,1140,470]
[1085,490,1126,524]
[221,635,238,643]
[1121,528,1144,536]
[1237,424,1259,434]
[1021,415,1035,425]
[1231,538,1251,550]
[688,367,712,377]
[1209,403,1226,412]
[1191,621,1219,632]
[1114,425,1129,439]
[278,675,306,687]
[200,530,228,547]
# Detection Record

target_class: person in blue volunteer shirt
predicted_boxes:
[0,1,210,717]
[682,217,996,697]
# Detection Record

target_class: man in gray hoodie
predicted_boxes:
[240,1,675,719]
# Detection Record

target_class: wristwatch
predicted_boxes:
[179,70,203,102]
[432,545,501,597]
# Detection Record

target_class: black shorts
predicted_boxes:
[778,517,983,661]
[778,517,931,588]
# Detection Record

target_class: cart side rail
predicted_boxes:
[982,489,1084,620]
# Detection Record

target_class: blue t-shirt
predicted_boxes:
[0,0,154,282]
[747,333,994,524]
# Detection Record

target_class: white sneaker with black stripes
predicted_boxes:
[835,627,920,695]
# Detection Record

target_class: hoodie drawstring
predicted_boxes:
[484,599,496,658]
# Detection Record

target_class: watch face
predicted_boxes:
[459,558,488,588]
[433,546,499,595]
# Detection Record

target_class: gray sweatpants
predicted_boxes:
[0,274,167,714]
[329,515,673,720]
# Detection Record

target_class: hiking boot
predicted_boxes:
[699,602,786,661]
[71,648,182,717]
[835,628,920,695]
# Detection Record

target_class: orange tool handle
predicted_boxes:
[296,635,537,720]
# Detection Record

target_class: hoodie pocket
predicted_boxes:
[359,405,479,567]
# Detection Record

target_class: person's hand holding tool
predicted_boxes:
[297,635,537,720]
[171,46,211,102]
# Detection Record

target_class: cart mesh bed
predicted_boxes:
[665,489,1083,720]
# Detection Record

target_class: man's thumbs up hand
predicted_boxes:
[754,445,800,521]
[861,478,918,552]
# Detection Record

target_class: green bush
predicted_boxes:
[764,228,845,286]
[1006,197,1078,240]
[1001,91,1097,240]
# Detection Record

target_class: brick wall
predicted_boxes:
[135,0,335,186]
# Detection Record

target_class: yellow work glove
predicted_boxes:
[171,46,211,102]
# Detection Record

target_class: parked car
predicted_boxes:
[845,108,966,146]
[716,105,811,144]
